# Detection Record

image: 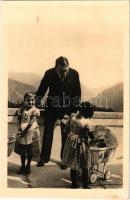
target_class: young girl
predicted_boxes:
[61,102,94,189]
[14,92,40,175]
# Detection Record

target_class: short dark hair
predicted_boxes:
[55,56,69,67]
[79,101,94,118]
[24,92,36,101]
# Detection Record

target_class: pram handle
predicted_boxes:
[90,145,117,151]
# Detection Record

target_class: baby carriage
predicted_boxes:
[88,145,117,183]
[88,125,118,184]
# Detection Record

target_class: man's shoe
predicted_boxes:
[37,161,45,167]
[59,163,67,170]
[71,184,79,189]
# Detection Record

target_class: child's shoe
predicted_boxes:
[71,184,79,189]
[83,185,90,189]
[17,166,26,175]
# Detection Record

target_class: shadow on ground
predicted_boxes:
[8,161,123,188]
[27,165,71,188]
[8,162,30,188]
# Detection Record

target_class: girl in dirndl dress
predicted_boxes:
[62,102,94,188]
[14,92,40,175]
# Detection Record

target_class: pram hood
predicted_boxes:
[91,125,118,149]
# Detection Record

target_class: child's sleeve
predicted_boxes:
[36,108,40,117]
[31,107,40,117]
[16,108,22,117]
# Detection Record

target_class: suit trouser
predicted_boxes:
[40,112,67,163]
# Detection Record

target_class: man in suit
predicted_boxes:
[36,56,81,167]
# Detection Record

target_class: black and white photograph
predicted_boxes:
[2,0,129,198]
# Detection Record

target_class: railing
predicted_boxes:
[8,108,123,121]
[8,108,123,158]
[8,108,123,138]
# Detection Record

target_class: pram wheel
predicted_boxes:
[104,170,111,180]
[90,173,97,184]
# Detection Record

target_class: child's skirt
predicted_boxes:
[14,128,40,160]
[62,134,90,170]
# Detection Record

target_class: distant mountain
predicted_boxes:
[9,72,108,98]
[8,72,42,89]
[9,72,120,108]
[90,83,123,112]
[8,72,98,100]
[90,85,111,97]
[81,84,95,100]
[8,79,36,103]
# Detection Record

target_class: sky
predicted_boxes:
[2,1,129,88]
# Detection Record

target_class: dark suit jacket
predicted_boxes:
[36,67,81,118]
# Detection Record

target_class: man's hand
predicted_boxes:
[61,114,70,125]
